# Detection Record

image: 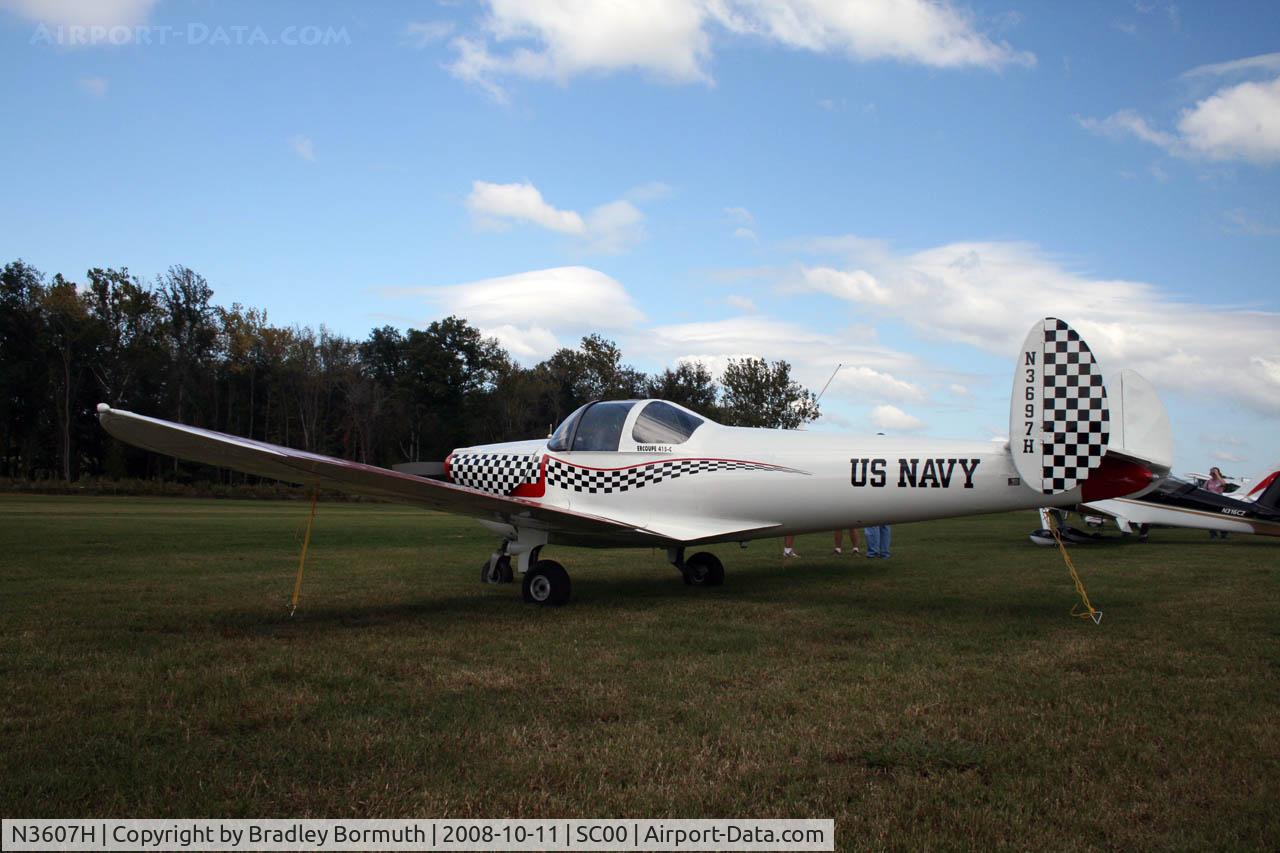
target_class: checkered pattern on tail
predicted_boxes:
[546,458,785,495]
[1040,318,1109,493]
[449,452,540,495]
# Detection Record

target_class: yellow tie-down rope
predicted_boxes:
[1047,513,1103,624]
[290,487,319,617]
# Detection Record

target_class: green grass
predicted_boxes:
[2,495,1278,849]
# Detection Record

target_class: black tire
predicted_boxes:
[683,551,724,587]
[522,559,571,605]
[480,555,513,584]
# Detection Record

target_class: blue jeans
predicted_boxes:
[865,525,891,558]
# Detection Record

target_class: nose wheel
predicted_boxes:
[522,559,572,606]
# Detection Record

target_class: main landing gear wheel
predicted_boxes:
[682,551,725,587]
[480,555,513,584]
[522,559,572,606]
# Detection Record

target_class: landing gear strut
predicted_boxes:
[480,529,571,605]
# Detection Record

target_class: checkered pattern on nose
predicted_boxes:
[1040,318,1110,494]
[449,452,540,495]
[545,457,782,495]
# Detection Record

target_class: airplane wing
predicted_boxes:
[96,405,655,541]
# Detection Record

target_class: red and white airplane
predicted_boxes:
[98,318,1171,605]
[1027,370,1280,542]
[1076,464,1280,539]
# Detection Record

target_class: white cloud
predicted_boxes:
[625,181,673,202]
[1200,431,1245,448]
[645,315,926,408]
[445,35,511,103]
[0,0,156,28]
[870,404,925,432]
[444,0,1031,98]
[1211,450,1246,464]
[725,206,757,240]
[1080,53,1280,166]
[711,0,1034,69]
[467,180,585,234]
[949,383,969,396]
[401,266,645,361]
[791,236,1280,415]
[1224,208,1280,237]
[1178,76,1280,164]
[1076,109,1177,149]
[793,265,893,305]
[1182,52,1280,80]
[404,20,455,47]
[290,135,316,162]
[650,315,829,356]
[466,180,648,253]
[725,294,757,312]
[833,366,926,402]
[480,324,561,360]
[77,76,107,96]
[446,0,711,100]
[422,266,643,329]
[583,200,645,254]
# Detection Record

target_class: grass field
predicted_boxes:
[2,494,1278,848]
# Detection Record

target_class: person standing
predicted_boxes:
[783,535,800,558]
[864,523,891,558]
[1206,467,1230,539]
[833,528,860,555]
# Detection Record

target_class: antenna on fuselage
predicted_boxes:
[815,363,843,405]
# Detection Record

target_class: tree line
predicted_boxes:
[0,260,819,483]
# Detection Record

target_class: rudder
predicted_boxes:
[1010,318,1111,495]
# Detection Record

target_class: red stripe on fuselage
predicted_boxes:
[542,454,804,474]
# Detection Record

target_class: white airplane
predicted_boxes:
[98,317,1172,605]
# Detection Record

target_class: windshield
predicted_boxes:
[572,401,635,451]
[632,401,703,445]
[546,404,589,452]
[547,401,639,452]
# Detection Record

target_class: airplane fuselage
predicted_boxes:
[449,423,1129,547]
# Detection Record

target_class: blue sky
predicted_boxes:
[2,0,1278,478]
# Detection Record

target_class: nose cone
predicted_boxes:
[1080,456,1154,502]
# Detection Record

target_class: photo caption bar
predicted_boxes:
[2,819,834,851]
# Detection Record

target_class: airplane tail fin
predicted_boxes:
[1247,469,1280,512]
[1010,318,1111,495]
[1239,466,1280,505]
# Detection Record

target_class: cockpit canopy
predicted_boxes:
[547,400,708,452]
